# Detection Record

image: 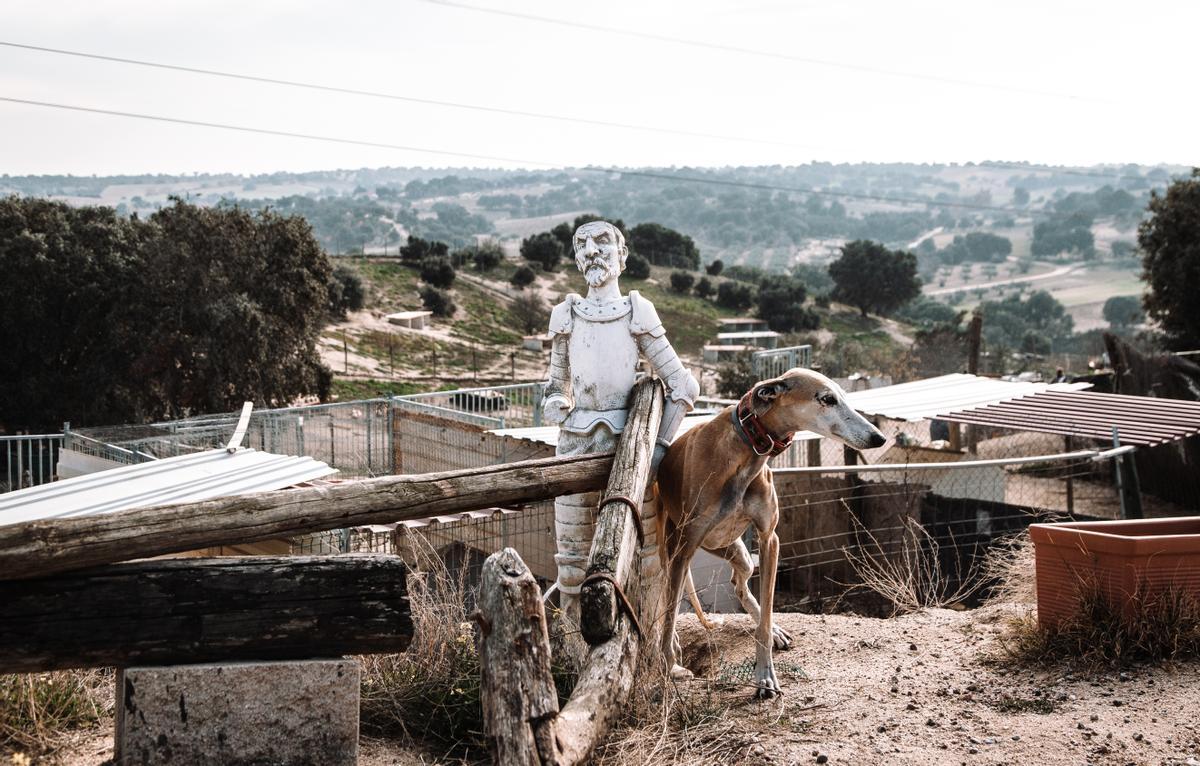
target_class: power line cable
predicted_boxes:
[0,40,817,151]
[0,95,551,167]
[418,0,1104,104]
[2,94,1047,217]
[0,39,1163,185]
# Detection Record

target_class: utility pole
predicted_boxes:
[343,330,349,374]
[967,310,983,375]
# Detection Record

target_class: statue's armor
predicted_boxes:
[562,297,637,434]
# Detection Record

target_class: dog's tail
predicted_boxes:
[684,569,716,630]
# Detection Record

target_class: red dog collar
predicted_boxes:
[733,391,794,457]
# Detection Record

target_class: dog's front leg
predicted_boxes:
[753,530,783,699]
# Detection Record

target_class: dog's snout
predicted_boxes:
[867,432,886,449]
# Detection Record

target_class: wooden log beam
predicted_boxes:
[580,378,663,645]
[555,573,641,766]
[478,380,662,766]
[477,548,561,766]
[0,451,613,582]
[0,555,411,673]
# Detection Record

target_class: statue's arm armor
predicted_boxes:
[543,298,575,415]
[630,292,700,447]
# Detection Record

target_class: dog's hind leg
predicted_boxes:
[660,548,694,680]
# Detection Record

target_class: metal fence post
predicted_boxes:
[532,383,544,427]
[387,398,396,475]
[366,407,374,475]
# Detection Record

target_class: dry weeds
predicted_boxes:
[999,578,1200,668]
[0,669,112,755]
[841,514,985,615]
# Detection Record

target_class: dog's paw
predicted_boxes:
[753,668,782,700]
[771,624,794,650]
[670,664,694,681]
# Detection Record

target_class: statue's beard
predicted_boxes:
[584,260,611,287]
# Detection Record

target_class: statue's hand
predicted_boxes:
[542,394,571,426]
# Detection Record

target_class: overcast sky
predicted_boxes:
[2,0,1196,176]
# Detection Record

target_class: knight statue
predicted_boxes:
[542,219,700,619]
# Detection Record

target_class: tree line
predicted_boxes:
[0,197,335,433]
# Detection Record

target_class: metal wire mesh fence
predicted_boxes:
[0,434,63,493]
[287,443,1135,618]
[66,399,396,480]
[395,383,546,429]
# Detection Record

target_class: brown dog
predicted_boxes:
[654,368,886,698]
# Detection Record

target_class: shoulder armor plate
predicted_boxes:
[548,294,579,336]
[629,290,666,336]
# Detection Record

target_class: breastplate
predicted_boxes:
[567,313,638,411]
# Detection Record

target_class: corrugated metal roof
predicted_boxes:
[0,448,337,526]
[843,373,1091,422]
[937,389,1200,446]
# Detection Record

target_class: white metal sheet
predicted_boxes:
[0,448,337,526]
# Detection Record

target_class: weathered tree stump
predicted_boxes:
[477,548,562,766]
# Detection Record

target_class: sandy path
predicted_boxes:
[925,263,1080,297]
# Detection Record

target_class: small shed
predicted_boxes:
[523,334,553,352]
[702,343,753,363]
[937,389,1200,515]
[718,318,769,334]
[716,331,781,349]
[386,310,433,330]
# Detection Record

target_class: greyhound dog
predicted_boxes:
[654,367,886,698]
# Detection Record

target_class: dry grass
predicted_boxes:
[359,539,581,761]
[841,515,985,615]
[358,538,483,754]
[0,669,113,754]
[980,532,1037,606]
[999,578,1200,668]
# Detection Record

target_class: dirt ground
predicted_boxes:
[22,605,1200,765]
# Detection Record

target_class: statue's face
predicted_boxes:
[573,221,626,289]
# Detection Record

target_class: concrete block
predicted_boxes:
[115,658,359,766]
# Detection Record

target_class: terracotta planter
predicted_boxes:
[1029,517,1200,629]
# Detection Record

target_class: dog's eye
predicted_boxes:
[818,393,837,406]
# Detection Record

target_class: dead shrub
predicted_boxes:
[0,669,113,753]
[359,540,580,758]
[841,515,984,615]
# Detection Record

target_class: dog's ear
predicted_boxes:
[754,380,785,403]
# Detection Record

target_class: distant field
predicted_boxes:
[930,261,1144,332]
[492,210,596,240]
